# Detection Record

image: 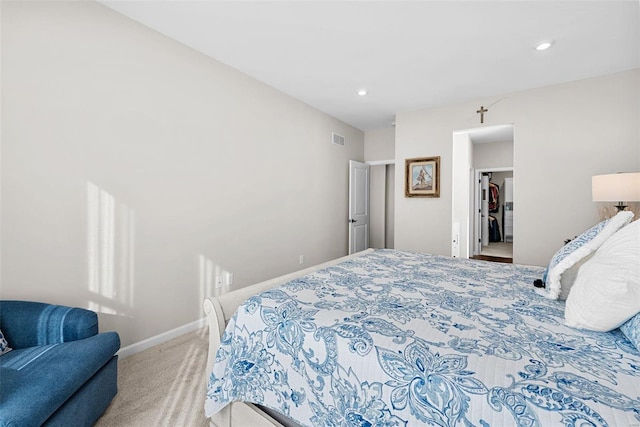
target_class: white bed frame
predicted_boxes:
[203,249,374,427]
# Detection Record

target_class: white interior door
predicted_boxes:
[349,160,370,254]
[481,174,489,247]
[473,171,481,256]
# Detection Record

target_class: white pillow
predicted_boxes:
[564,218,640,332]
[0,329,11,355]
[543,210,633,300]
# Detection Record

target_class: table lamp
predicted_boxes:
[592,172,640,211]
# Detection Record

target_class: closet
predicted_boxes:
[477,170,513,259]
[481,173,504,245]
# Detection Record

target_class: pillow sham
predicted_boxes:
[620,312,640,352]
[564,218,640,332]
[543,210,633,300]
[0,329,11,355]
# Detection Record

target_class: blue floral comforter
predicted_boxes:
[205,249,640,426]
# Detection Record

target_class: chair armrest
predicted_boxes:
[0,301,99,349]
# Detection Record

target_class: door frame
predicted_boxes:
[473,167,513,256]
[368,160,395,250]
[349,159,395,255]
[452,124,515,260]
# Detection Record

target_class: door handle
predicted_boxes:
[349,219,358,223]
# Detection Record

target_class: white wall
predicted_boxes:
[1,1,364,346]
[364,127,395,162]
[395,69,640,266]
[451,132,473,258]
[473,141,514,169]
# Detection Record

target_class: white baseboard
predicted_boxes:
[117,317,207,359]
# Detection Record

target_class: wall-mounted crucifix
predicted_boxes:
[476,106,488,124]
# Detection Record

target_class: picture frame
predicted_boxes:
[405,156,440,198]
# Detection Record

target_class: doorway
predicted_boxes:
[451,124,514,261]
[473,169,513,261]
[369,162,395,250]
[349,160,396,254]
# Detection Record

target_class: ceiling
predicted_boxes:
[98,1,639,132]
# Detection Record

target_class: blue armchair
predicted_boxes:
[0,301,120,426]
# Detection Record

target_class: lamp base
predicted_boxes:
[614,202,627,211]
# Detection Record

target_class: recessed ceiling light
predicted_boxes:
[357,89,367,96]
[535,40,554,51]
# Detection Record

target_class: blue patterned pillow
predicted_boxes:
[543,210,633,300]
[0,329,11,355]
[620,312,640,352]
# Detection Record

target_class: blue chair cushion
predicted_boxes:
[0,332,120,427]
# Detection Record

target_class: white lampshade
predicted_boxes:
[592,172,640,202]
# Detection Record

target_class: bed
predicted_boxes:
[203,248,640,427]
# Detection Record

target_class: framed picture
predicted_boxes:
[405,156,440,198]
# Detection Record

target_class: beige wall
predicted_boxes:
[364,127,395,162]
[1,1,364,346]
[473,141,514,169]
[395,69,640,266]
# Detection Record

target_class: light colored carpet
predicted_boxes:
[480,241,513,258]
[95,327,210,427]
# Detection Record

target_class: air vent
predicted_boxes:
[332,132,345,146]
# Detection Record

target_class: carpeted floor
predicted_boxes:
[479,241,513,258]
[95,327,210,427]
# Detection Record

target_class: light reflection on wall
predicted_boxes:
[198,255,230,311]
[87,181,135,315]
